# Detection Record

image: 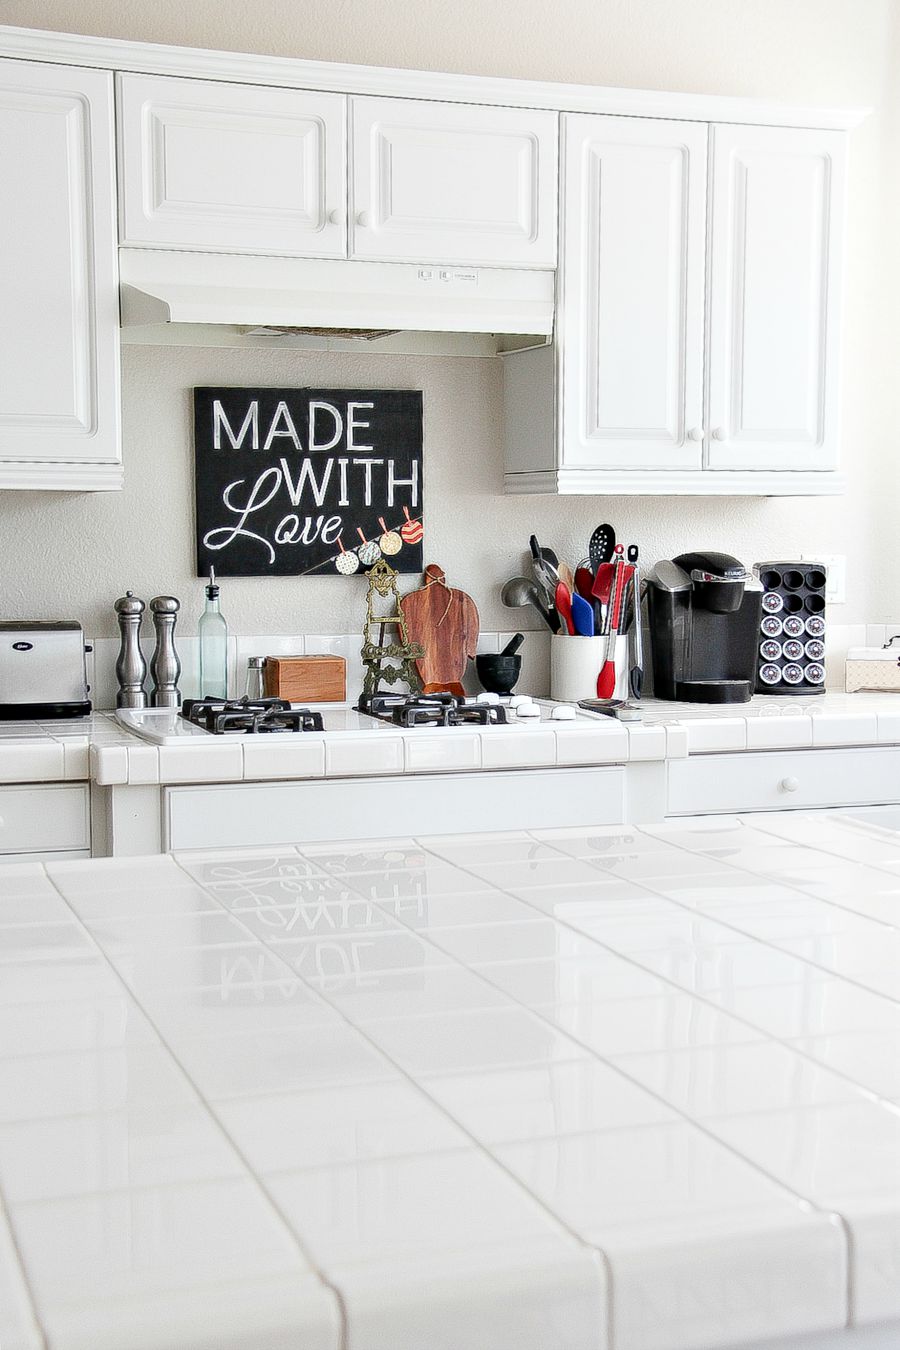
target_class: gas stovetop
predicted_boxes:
[360,692,507,728]
[117,693,601,746]
[181,697,324,735]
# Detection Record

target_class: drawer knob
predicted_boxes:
[712,426,728,441]
[326,208,342,226]
[356,210,370,228]
[779,776,800,793]
[687,426,704,442]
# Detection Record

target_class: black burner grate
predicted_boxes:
[181,697,324,734]
[361,692,507,728]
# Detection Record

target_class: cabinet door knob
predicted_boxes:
[326,209,342,226]
[687,426,704,442]
[356,210,369,228]
[779,776,800,793]
[712,426,727,441]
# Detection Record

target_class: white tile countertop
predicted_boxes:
[638,690,900,751]
[0,714,136,783]
[0,811,898,1350]
[4,691,900,786]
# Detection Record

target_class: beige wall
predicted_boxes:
[1,0,897,639]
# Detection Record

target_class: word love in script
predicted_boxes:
[202,455,419,565]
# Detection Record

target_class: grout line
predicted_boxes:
[285,840,852,1344]
[35,861,353,1350]
[168,849,619,1346]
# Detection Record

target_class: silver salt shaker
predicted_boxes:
[114,592,147,709]
[150,595,182,708]
[244,656,266,701]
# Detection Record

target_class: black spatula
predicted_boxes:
[588,523,616,574]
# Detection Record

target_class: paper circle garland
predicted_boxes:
[400,506,423,545]
[335,549,359,575]
[378,516,403,555]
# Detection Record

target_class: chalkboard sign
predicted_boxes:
[193,387,424,577]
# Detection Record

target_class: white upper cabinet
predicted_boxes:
[560,114,707,470]
[504,112,851,494]
[706,124,846,472]
[118,74,347,256]
[0,58,120,487]
[350,96,557,267]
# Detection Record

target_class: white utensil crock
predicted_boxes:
[550,633,629,703]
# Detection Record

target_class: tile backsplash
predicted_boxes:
[86,621,879,709]
[88,631,553,709]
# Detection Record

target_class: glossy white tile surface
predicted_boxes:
[4,816,900,1350]
[422,1057,675,1143]
[9,1176,327,1313]
[216,1080,469,1172]
[0,1102,244,1201]
[366,1006,585,1075]
[0,1043,196,1122]
[611,1041,860,1118]
[327,1242,606,1350]
[267,1149,568,1266]
[242,737,326,779]
[0,1210,43,1350]
[496,1125,847,1350]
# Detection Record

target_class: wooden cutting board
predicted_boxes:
[399,563,480,696]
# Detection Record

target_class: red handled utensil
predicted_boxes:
[596,561,633,699]
[574,566,594,600]
[554,581,575,636]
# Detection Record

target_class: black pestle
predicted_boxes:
[500,633,525,657]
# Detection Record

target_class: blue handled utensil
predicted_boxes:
[570,591,594,637]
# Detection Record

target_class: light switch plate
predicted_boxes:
[801,554,846,604]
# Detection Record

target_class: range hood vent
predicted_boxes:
[119,249,554,354]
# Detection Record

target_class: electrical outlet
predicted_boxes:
[801,553,846,604]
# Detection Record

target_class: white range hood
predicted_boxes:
[119,249,554,354]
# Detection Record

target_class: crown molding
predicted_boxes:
[0,24,870,130]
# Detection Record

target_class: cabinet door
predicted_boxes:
[0,59,120,471]
[118,74,346,257]
[561,115,707,470]
[351,96,557,266]
[706,125,846,471]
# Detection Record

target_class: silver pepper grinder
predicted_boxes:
[114,592,147,709]
[149,595,182,708]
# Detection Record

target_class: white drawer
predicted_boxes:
[0,784,90,853]
[166,767,626,850]
[668,746,900,816]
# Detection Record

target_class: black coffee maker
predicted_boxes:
[646,551,763,703]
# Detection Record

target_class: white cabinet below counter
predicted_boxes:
[668,746,900,816]
[0,784,90,857]
[164,766,626,851]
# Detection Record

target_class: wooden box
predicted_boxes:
[263,654,346,703]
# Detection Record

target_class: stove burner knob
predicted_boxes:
[550,705,577,720]
[516,703,541,718]
[477,691,500,704]
[509,694,534,709]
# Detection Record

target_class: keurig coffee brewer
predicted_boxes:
[646,552,762,703]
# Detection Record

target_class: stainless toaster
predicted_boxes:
[0,623,91,719]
